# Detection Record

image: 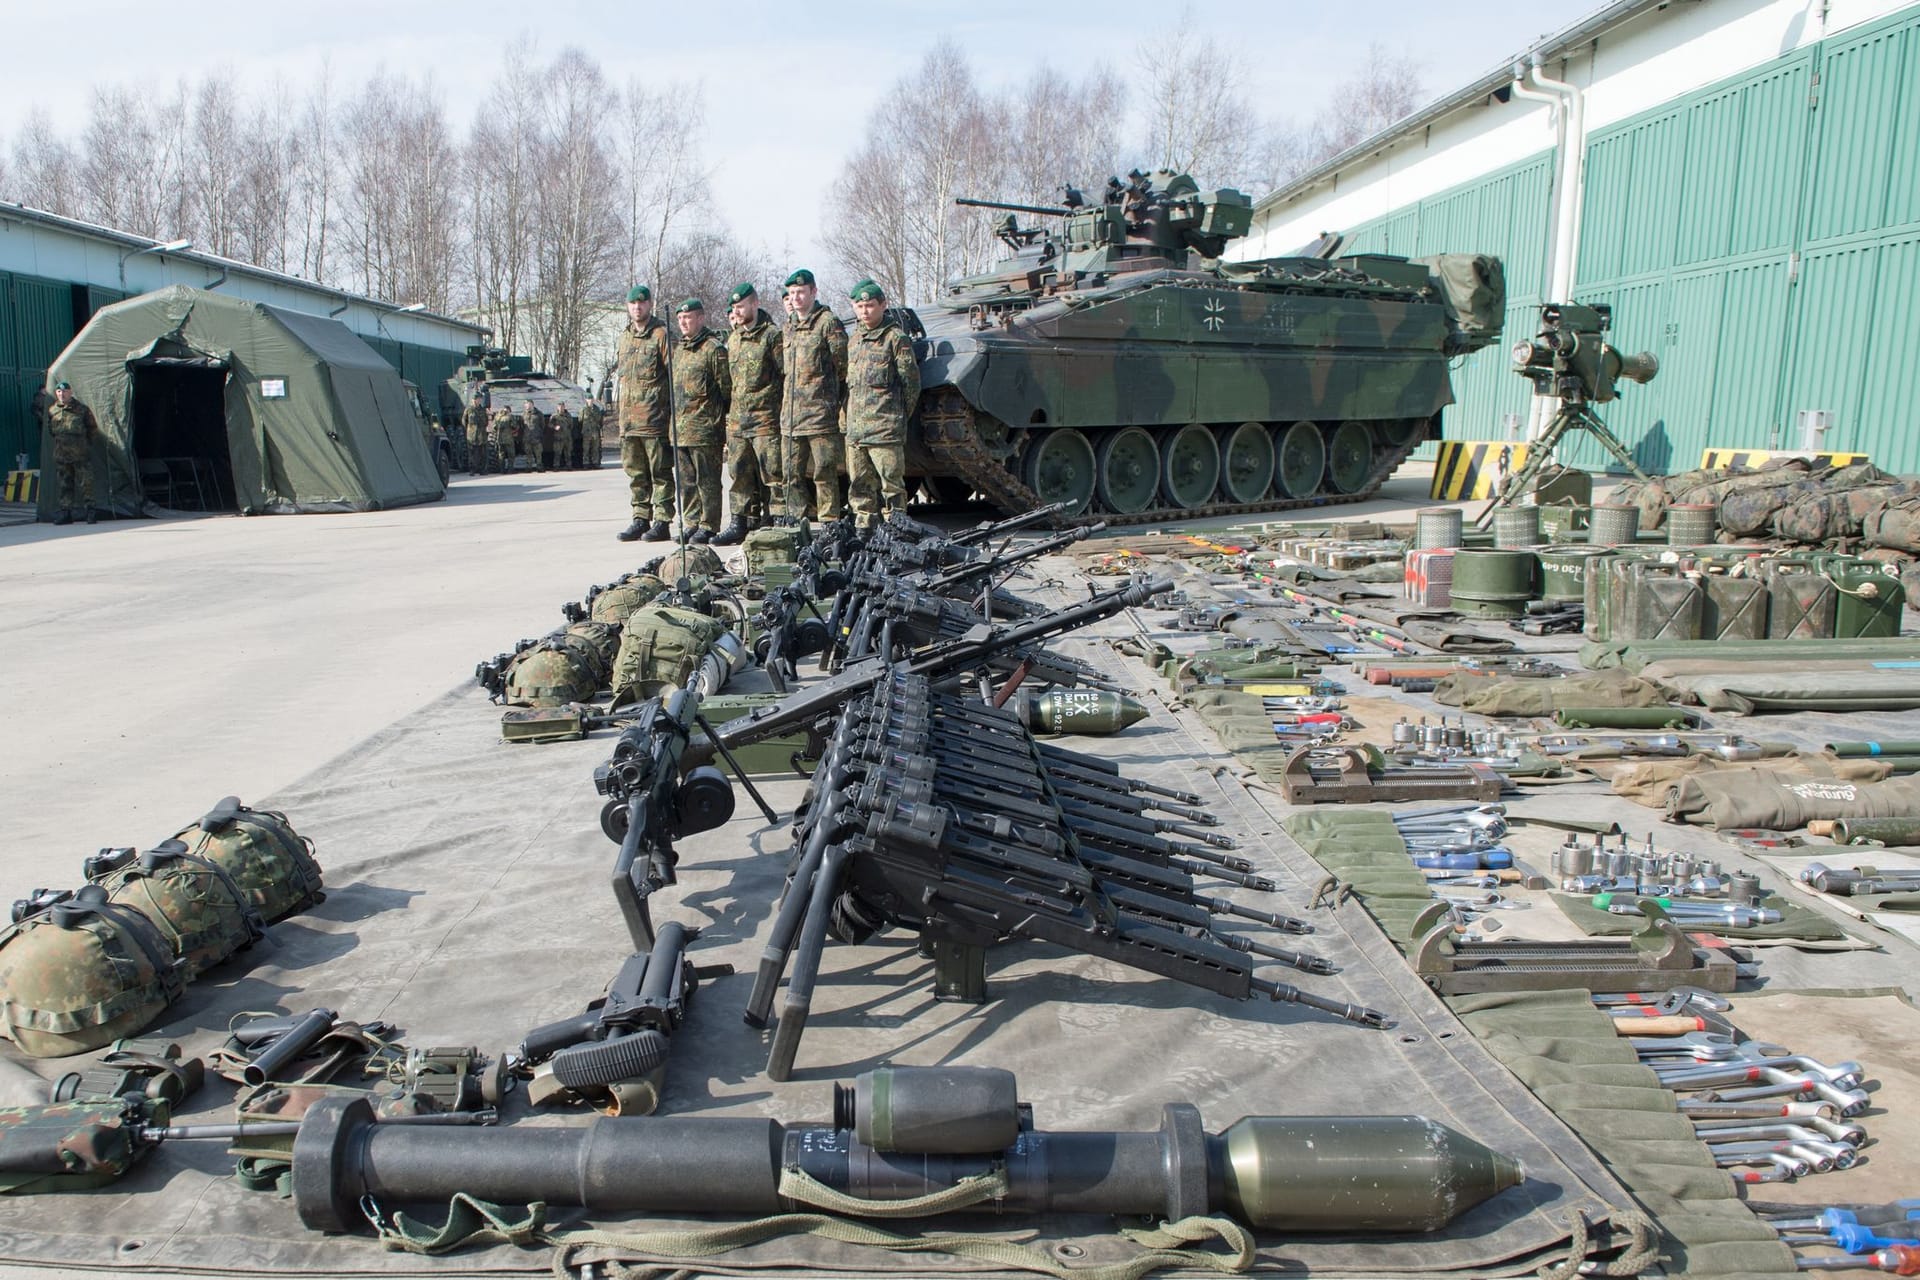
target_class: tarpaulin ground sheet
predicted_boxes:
[0,649,1635,1275]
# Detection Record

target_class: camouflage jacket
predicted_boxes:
[492,407,521,436]
[844,319,920,447]
[524,407,550,439]
[46,398,99,442]
[727,310,783,437]
[462,403,488,435]
[551,406,577,436]
[671,327,730,447]
[781,303,847,438]
[581,402,604,438]
[616,316,672,438]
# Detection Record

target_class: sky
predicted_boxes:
[5,0,1599,271]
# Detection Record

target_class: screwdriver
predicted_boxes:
[1413,850,1514,870]
[1785,1225,1920,1254]
[1795,1245,1920,1273]
[1770,1206,1920,1230]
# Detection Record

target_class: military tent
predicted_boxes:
[39,286,445,517]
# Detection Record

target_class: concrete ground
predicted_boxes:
[0,461,1469,882]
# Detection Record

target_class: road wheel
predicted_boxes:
[1273,421,1326,498]
[1095,427,1160,514]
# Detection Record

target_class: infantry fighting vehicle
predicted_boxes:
[440,346,592,468]
[907,169,1505,520]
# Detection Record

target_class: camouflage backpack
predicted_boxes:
[588,574,666,626]
[743,526,804,577]
[1773,483,1918,546]
[83,841,263,980]
[654,545,726,582]
[503,639,604,708]
[0,886,185,1058]
[610,605,728,699]
[170,799,325,925]
[1864,494,1920,555]
[0,1097,168,1193]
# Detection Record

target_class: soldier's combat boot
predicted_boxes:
[617,518,647,542]
[690,528,714,546]
[643,520,671,542]
[52,509,72,526]
[712,516,749,546]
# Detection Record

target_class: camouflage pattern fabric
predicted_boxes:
[610,605,728,700]
[94,849,261,980]
[503,643,602,708]
[462,402,490,473]
[550,407,578,470]
[727,309,783,437]
[581,402,605,468]
[173,805,325,925]
[1774,482,1920,545]
[847,442,907,520]
[492,410,520,472]
[655,544,725,580]
[678,445,724,533]
[616,316,672,438]
[1864,495,1920,555]
[785,435,845,521]
[0,1099,159,1193]
[844,318,919,447]
[780,302,847,438]
[726,434,767,524]
[622,436,674,522]
[523,408,551,471]
[45,398,98,510]
[0,892,183,1058]
[588,575,666,626]
[670,327,729,448]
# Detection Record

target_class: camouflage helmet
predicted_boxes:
[85,840,263,980]
[504,639,603,707]
[170,799,325,925]
[588,573,666,626]
[562,620,622,682]
[652,545,726,582]
[0,885,184,1059]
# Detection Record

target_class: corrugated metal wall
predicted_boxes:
[1334,1,1920,475]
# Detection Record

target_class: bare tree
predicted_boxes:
[468,49,541,354]
[1136,7,1258,186]
[338,72,458,310]
[530,49,623,377]
[191,77,243,257]
[231,86,297,272]
[8,111,82,216]
[80,82,195,237]
[619,78,707,293]
[1304,44,1424,162]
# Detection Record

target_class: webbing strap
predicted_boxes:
[367,1191,1254,1280]
[778,1163,1007,1217]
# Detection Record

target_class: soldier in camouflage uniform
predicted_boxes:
[45,381,99,525]
[463,392,491,474]
[550,402,578,470]
[524,403,551,472]
[844,280,920,527]
[779,268,848,522]
[492,405,520,473]
[580,397,605,469]
[715,282,783,545]
[670,299,730,545]
[616,285,674,541]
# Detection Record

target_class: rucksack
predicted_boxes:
[610,605,728,699]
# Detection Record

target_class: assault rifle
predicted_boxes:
[686,574,1172,773]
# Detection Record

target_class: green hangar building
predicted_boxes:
[0,204,487,475]
[1233,0,1920,477]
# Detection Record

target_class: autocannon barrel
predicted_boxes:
[954,197,1070,218]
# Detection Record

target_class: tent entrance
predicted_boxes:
[131,360,233,512]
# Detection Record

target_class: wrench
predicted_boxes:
[1593,986,1734,1015]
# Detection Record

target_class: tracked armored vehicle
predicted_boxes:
[908,170,1505,521]
[441,346,591,425]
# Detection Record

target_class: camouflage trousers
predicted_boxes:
[494,426,519,471]
[847,441,907,522]
[526,426,552,471]
[783,433,845,521]
[582,427,603,468]
[50,440,92,510]
[726,433,781,525]
[677,445,724,534]
[622,435,674,521]
[551,427,576,471]
[467,425,491,473]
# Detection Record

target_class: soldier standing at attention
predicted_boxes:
[550,402,578,470]
[779,268,847,523]
[616,285,674,542]
[463,391,490,474]
[45,380,99,525]
[843,280,919,528]
[715,282,782,545]
[492,403,520,473]
[580,396,605,468]
[670,299,730,545]
[524,403,551,471]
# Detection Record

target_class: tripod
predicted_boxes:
[1474,399,1652,529]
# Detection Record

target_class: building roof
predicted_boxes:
[0,199,488,336]
[1255,0,1670,215]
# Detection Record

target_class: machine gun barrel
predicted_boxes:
[954,197,1070,217]
[952,500,1071,544]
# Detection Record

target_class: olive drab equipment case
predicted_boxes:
[170,798,325,925]
[0,886,186,1059]
[610,605,729,700]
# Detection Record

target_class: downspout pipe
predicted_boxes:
[1528,54,1587,306]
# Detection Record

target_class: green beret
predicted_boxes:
[626,285,651,303]
[728,282,756,305]
[54,380,71,391]
[783,268,815,288]
[849,278,885,303]
[675,298,704,314]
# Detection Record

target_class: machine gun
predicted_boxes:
[827,577,1124,691]
[591,684,774,948]
[745,672,1390,1082]
[684,574,1173,775]
[754,582,832,694]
